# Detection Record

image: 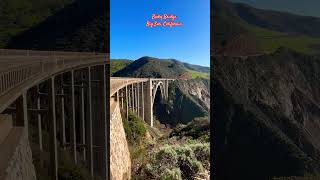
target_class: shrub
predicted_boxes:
[123,112,146,145]
[179,156,203,179]
[189,143,210,168]
[175,145,194,158]
[156,145,178,166]
[144,143,209,179]
[160,168,182,180]
[58,151,91,180]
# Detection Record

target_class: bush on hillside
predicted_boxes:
[145,142,210,180]
[170,117,210,141]
[58,150,92,180]
[123,111,146,145]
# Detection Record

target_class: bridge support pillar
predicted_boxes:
[137,83,140,117]
[80,72,86,161]
[87,66,94,177]
[121,89,124,109]
[15,92,27,128]
[135,83,138,114]
[126,85,129,120]
[93,65,108,179]
[141,82,144,121]
[48,77,58,180]
[131,84,134,113]
[71,70,77,164]
[144,79,153,127]
[128,85,131,112]
[60,75,66,148]
[37,85,43,151]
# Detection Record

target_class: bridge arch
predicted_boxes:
[151,81,165,105]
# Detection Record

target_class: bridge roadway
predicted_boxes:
[0,49,108,180]
[0,49,107,113]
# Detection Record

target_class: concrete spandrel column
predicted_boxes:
[141,82,144,122]
[134,84,137,114]
[37,85,43,151]
[101,64,108,179]
[48,77,58,180]
[121,89,124,109]
[126,85,128,120]
[137,83,141,118]
[22,91,28,134]
[81,72,86,161]
[61,75,66,147]
[87,66,93,177]
[128,85,131,111]
[144,79,153,126]
[71,70,77,164]
[131,84,134,112]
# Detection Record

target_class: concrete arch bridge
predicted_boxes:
[0,49,109,180]
[110,77,174,127]
[109,77,174,179]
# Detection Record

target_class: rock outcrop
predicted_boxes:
[213,48,320,179]
[154,79,210,126]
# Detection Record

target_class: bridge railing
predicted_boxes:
[0,49,105,56]
[0,49,108,97]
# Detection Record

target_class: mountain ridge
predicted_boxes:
[6,0,108,52]
[112,56,209,79]
[213,0,320,56]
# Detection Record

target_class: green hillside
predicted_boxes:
[110,59,132,76]
[187,69,210,79]
[213,0,320,55]
[6,0,108,53]
[245,24,320,54]
[113,57,209,80]
[0,0,73,48]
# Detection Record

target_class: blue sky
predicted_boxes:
[111,0,210,67]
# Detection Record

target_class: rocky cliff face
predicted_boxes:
[213,48,320,179]
[154,78,210,126]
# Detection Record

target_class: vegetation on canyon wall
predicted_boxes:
[122,112,210,180]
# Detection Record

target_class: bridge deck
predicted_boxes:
[0,49,109,113]
[110,77,174,97]
[110,77,148,97]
